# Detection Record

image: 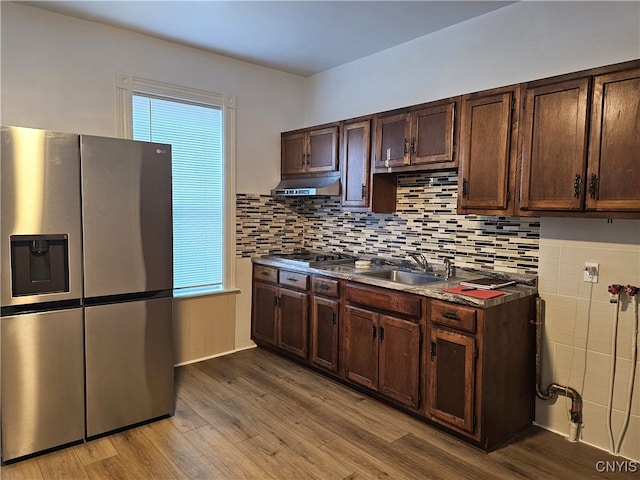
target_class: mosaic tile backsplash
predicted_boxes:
[237,171,540,274]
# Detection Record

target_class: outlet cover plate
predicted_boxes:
[584,262,599,283]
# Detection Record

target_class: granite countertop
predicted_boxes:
[252,256,537,308]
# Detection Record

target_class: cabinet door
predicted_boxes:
[344,305,378,390]
[278,288,308,359]
[311,296,339,373]
[375,112,410,169]
[586,67,640,211]
[520,78,590,211]
[458,89,515,211]
[411,102,455,167]
[307,127,339,174]
[341,120,371,208]
[378,315,421,409]
[252,281,278,346]
[281,132,307,175]
[428,327,476,434]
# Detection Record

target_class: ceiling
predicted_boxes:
[26,1,516,77]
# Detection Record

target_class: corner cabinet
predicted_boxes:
[426,297,536,450]
[457,85,521,215]
[251,265,309,359]
[343,283,423,410]
[281,125,339,176]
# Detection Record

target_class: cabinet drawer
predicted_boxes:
[311,276,339,298]
[279,270,309,290]
[430,300,477,333]
[253,265,278,284]
[346,283,421,319]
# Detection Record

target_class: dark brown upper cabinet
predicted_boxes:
[519,78,591,211]
[374,99,458,173]
[457,85,521,215]
[341,118,397,213]
[586,67,640,212]
[281,125,339,176]
[518,62,640,216]
[341,119,371,209]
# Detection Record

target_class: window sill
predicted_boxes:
[173,286,240,300]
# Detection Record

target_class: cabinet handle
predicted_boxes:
[443,312,460,321]
[462,179,468,198]
[372,325,377,339]
[318,283,329,290]
[404,139,409,155]
[589,174,598,199]
[410,138,416,154]
[301,153,306,166]
[285,277,299,282]
[379,326,385,343]
[361,184,366,199]
[274,295,278,307]
[305,153,310,165]
[332,313,337,325]
[430,341,437,357]
[573,174,582,198]
[260,271,271,276]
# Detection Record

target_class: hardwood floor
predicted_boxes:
[1,347,635,479]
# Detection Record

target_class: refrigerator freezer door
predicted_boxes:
[80,135,173,298]
[1,309,85,462]
[0,126,82,308]
[85,297,174,437]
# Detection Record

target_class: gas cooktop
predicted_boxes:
[263,250,356,267]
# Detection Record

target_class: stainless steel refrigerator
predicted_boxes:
[1,126,174,462]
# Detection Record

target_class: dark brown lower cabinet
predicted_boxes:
[343,283,422,410]
[252,264,535,451]
[426,297,535,449]
[252,280,278,345]
[251,265,309,360]
[278,288,308,358]
[310,295,339,373]
[428,327,476,433]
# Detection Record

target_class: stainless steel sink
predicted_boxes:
[358,269,444,285]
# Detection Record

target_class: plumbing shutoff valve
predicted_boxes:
[608,284,622,303]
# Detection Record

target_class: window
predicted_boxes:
[116,73,236,295]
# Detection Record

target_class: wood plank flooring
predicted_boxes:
[2,347,635,479]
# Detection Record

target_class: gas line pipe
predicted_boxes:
[534,296,583,442]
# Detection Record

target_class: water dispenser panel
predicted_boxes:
[10,235,70,296]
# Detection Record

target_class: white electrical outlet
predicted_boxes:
[584,262,599,283]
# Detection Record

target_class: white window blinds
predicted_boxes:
[132,94,224,292]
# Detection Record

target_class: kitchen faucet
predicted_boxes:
[409,252,429,272]
[444,258,454,280]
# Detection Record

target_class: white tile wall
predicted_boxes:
[538,217,640,461]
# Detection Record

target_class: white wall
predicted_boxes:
[0,1,305,195]
[302,0,640,460]
[305,1,640,125]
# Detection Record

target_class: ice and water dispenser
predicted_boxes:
[10,234,70,296]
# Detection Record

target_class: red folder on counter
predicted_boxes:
[442,286,505,299]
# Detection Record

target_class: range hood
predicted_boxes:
[271,175,341,196]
